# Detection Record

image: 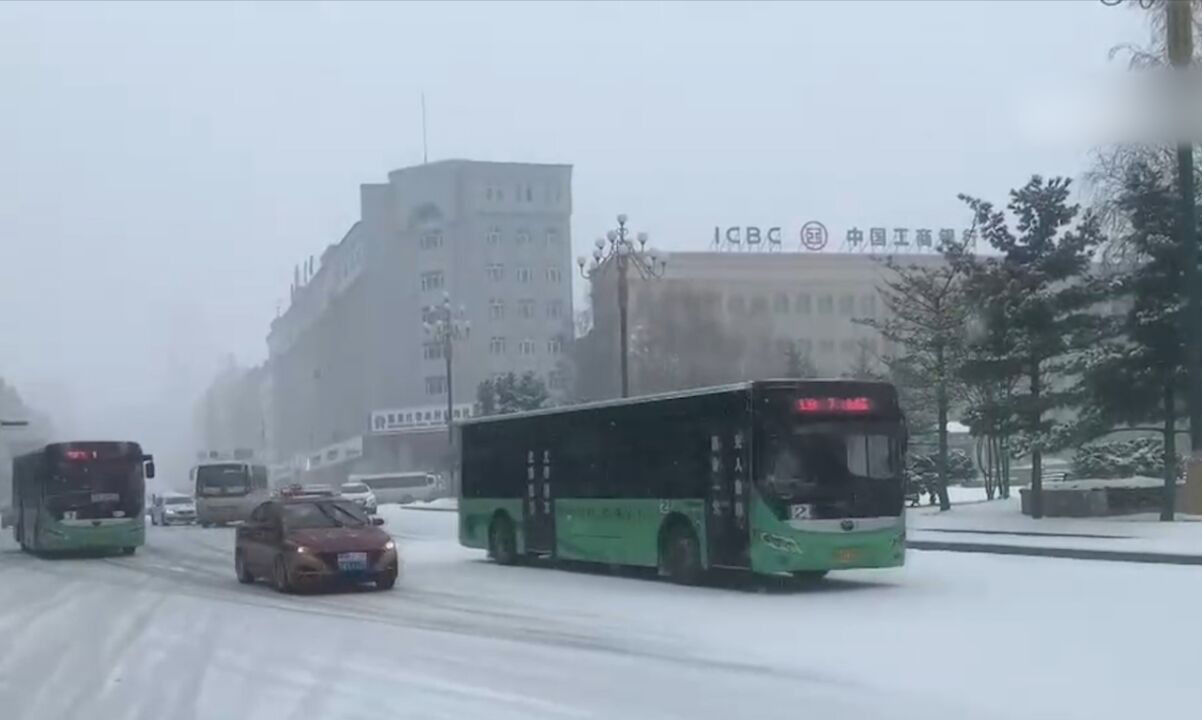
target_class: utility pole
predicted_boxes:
[1169,0,1197,521]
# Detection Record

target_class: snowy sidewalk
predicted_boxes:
[907,491,1202,564]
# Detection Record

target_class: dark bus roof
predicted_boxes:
[459,379,898,427]
[15,441,146,464]
[40,441,144,454]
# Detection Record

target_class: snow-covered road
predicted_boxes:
[1,509,1198,720]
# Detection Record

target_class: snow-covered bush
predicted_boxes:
[1072,437,1181,480]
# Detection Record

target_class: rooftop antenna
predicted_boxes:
[421,92,429,164]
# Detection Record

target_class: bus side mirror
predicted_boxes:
[145,461,157,479]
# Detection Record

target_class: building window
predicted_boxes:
[840,339,857,354]
[516,266,532,283]
[750,296,768,316]
[516,228,531,245]
[549,370,566,389]
[860,294,877,317]
[773,293,790,314]
[486,226,501,246]
[545,228,559,246]
[420,271,445,291]
[525,186,533,202]
[420,231,443,250]
[797,338,813,354]
[547,299,564,319]
[519,298,536,318]
[547,336,563,354]
[838,294,856,316]
[489,299,505,320]
[489,336,506,355]
[485,187,494,201]
[486,264,504,281]
[423,342,444,360]
[496,188,504,202]
[546,267,563,283]
[818,295,833,315]
[519,338,536,356]
[819,339,835,354]
[796,293,812,314]
[727,294,746,316]
[425,375,447,395]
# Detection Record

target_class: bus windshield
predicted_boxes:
[196,464,250,497]
[760,422,904,516]
[46,458,144,519]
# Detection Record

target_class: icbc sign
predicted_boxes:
[712,226,783,248]
[711,221,828,252]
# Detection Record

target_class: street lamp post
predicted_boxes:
[577,213,667,398]
[423,292,470,447]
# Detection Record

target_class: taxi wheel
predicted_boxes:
[272,555,293,594]
[235,550,255,584]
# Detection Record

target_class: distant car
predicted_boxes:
[150,493,197,526]
[338,481,378,514]
[234,497,399,592]
[276,484,337,500]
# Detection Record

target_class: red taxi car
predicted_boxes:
[235,495,399,592]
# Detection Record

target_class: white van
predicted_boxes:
[349,471,438,506]
[192,461,269,526]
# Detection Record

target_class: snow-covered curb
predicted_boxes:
[398,497,458,512]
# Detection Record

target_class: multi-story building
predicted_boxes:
[576,249,946,400]
[192,359,269,461]
[267,160,574,483]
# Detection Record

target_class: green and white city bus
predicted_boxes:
[9,441,156,554]
[459,380,907,583]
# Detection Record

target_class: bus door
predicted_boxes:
[523,448,555,555]
[705,425,752,569]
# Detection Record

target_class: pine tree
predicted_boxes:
[856,249,970,511]
[783,342,818,379]
[476,372,550,416]
[1081,157,1187,519]
[959,176,1106,518]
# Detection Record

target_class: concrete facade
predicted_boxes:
[266,160,574,476]
[578,249,947,399]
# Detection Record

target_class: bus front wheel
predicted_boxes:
[661,522,702,585]
[488,515,518,566]
[121,547,136,556]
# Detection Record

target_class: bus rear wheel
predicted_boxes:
[662,523,702,585]
[488,515,518,565]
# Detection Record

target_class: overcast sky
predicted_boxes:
[0,1,1148,464]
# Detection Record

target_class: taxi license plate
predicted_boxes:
[338,552,368,572]
[833,548,860,563]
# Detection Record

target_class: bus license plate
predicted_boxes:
[834,548,859,563]
[91,493,119,503]
[790,504,814,520]
[338,552,368,572]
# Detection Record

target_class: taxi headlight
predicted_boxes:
[383,540,395,551]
